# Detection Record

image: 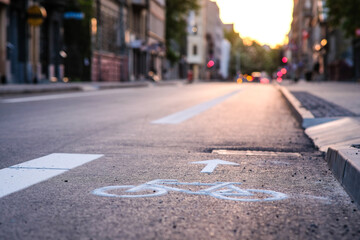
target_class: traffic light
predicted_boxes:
[282,57,288,64]
[207,60,215,68]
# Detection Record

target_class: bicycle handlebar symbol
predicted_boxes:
[92,179,287,202]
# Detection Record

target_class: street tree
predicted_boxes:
[224,27,282,77]
[326,0,360,37]
[165,0,199,64]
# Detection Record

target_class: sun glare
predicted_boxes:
[213,0,294,47]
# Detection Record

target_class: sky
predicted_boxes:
[212,0,294,47]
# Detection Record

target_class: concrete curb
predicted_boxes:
[0,84,83,95]
[0,80,184,96]
[276,83,360,206]
[326,147,360,207]
[276,84,314,126]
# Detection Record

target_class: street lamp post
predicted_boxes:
[118,0,126,81]
[96,0,102,82]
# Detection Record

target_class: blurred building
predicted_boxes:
[187,0,227,80]
[0,0,166,84]
[0,0,66,84]
[40,0,67,83]
[289,0,357,81]
[4,0,33,84]
[187,0,207,80]
[223,23,234,33]
[205,0,223,79]
[92,0,128,82]
[128,0,147,80]
[289,0,312,81]
[147,0,166,80]
[0,0,9,84]
[220,39,230,79]
[127,0,165,81]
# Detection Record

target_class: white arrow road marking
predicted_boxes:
[191,159,240,173]
[0,153,103,198]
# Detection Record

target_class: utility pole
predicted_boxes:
[118,0,126,81]
[119,0,125,55]
[96,0,102,81]
[236,51,241,74]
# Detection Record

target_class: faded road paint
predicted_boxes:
[92,179,288,202]
[151,90,241,124]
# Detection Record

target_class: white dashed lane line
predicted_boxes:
[151,89,241,124]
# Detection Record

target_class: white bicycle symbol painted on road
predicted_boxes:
[92,179,287,202]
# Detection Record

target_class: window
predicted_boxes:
[193,45,197,56]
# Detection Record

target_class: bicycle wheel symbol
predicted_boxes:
[210,188,288,202]
[92,179,288,202]
[92,185,167,198]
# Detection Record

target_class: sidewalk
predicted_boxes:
[0,79,185,96]
[277,80,360,206]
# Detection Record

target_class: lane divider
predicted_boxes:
[151,89,241,124]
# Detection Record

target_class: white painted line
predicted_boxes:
[151,90,241,124]
[191,159,240,173]
[0,153,103,198]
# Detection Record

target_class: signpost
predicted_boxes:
[27,5,47,26]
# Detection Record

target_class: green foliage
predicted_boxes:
[224,28,282,77]
[165,0,199,64]
[326,0,360,37]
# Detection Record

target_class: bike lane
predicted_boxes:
[0,83,359,239]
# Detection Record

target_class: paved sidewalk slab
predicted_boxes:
[305,117,360,152]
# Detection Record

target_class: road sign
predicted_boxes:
[27,5,47,26]
[191,159,239,173]
[64,12,85,20]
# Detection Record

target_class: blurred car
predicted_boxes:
[260,77,270,84]
[251,72,261,82]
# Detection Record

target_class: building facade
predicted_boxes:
[187,0,207,80]
[147,0,165,80]
[0,0,67,84]
[205,0,223,79]
[126,0,165,81]
[288,0,358,81]
[187,0,227,80]
[92,0,128,82]
[0,0,9,84]
[128,0,147,80]
[220,39,230,79]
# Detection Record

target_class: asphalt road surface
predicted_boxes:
[1,82,359,239]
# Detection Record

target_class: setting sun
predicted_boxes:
[213,0,294,47]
